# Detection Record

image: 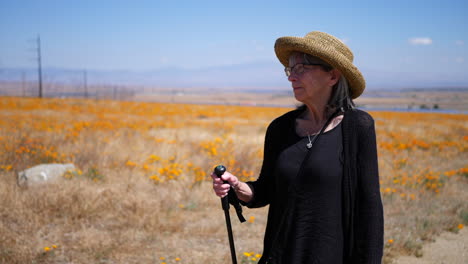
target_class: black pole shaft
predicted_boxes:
[214,165,237,264]
[222,198,237,264]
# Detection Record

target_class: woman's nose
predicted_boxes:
[287,74,297,82]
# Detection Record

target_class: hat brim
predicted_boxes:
[275,36,365,99]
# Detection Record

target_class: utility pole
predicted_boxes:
[37,35,43,98]
[83,69,88,98]
[21,71,26,97]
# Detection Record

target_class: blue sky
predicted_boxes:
[1,0,467,89]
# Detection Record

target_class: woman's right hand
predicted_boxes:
[211,170,239,198]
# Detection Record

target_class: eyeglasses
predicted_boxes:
[284,63,328,77]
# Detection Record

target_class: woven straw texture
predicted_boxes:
[274,31,365,99]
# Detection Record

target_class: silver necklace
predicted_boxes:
[306,132,319,149]
[304,119,329,149]
[306,133,314,149]
[298,121,324,149]
[300,108,343,150]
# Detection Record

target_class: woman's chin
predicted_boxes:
[293,90,307,103]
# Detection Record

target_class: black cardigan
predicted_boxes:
[244,108,384,264]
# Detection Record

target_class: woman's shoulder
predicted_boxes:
[269,107,303,128]
[345,108,375,128]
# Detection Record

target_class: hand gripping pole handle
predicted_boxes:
[213,165,237,264]
[214,165,230,211]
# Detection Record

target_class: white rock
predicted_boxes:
[17,163,76,186]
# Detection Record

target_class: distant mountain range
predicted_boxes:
[1,62,467,90]
[0,62,286,90]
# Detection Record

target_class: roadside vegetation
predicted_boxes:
[0,96,467,263]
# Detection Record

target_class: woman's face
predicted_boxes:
[287,54,340,105]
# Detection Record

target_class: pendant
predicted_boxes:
[306,133,313,149]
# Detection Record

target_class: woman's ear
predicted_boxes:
[328,69,342,86]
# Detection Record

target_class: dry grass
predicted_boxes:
[0,96,467,264]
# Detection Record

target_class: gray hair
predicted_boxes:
[327,75,355,113]
[289,52,355,114]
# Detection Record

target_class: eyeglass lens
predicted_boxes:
[285,64,305,77]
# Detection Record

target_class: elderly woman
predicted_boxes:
[212,31,384,264]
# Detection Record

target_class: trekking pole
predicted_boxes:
[214,165,238,264]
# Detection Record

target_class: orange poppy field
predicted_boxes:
[0,96,467,263]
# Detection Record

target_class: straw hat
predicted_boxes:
[274,31,365,99]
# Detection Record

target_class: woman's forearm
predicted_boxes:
[233,181,254,203]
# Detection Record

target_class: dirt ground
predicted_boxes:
[393,227,468,264]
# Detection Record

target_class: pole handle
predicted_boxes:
[214,165,230,211]
[214,165,226,178]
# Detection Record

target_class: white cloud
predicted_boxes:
[400,56,414,63]
[455,40,464,46]
[339,37,350,44]
[207,41,218,47]
[252,40,265,51]
[440,56,449,63]
[455,57,464,63]
[408,37,432,45]
[160,57,169,64]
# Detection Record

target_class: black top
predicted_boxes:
[243,108,384,264]
[276,122,344,263]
